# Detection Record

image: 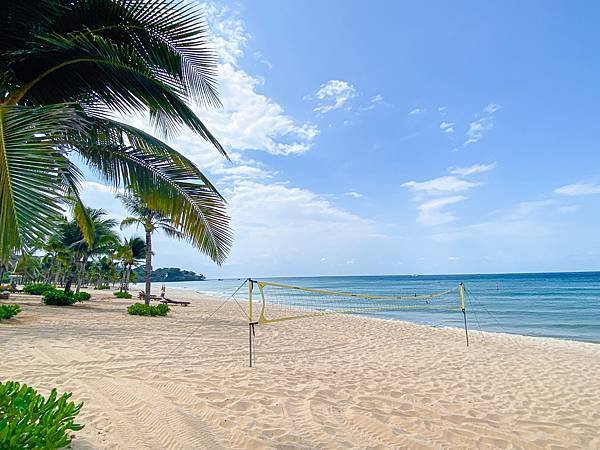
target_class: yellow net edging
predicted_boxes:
[248,279,466,325]
[245,279,469,366]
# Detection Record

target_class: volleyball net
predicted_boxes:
[242,279,469,366]
[247,279,465,324]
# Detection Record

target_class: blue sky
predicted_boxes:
[82,1,600,277]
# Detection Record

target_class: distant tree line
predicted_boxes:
[132,267,205,282]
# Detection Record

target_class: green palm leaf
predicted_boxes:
[0,104,85,259]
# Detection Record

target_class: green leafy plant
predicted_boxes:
[23,283,55,295]
[127,303,169,316]
[94,284,110,290]
[0,304,20,320]
[0,380,83,449]
[73,292,91,302]
[42,289,77,306]
[114,291,132,299]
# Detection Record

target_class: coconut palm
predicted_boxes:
[117,237,146,292]
[73,210,120,292]
[0,0,232,266]
[118,193,186,304]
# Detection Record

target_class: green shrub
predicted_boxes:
[127,303,169,316]
[73,292,91,302]
[0,380,84,449]
[113,291,132,299]
[0,304,20,320]
[23,283,55,295]
[94,284,109,290]
[42,289,78,306]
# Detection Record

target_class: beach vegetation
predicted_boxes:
[0,380,83,449]
[73,292,91,302]
[0,0,232,269]
[127,303,170,316]
[23,283,55,295]
[0,304,21,320]
[114,291,133,299]
[42,289,78,306]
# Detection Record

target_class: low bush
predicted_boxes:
[73,291,91,302]
[127,303,169,316]
[113,291,132,299]
[94,284,109,290]
[23,283,55,295]
[42,289,78,306]
[0,380,84,449]
[0,304,20,320]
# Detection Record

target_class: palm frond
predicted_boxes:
[0,103,86,260]
[76,123,232,264]
[120,216,142,230]
[52,0,221,108]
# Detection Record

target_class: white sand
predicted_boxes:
[1,288,599,449]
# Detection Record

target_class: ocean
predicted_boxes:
[165,272,600,344]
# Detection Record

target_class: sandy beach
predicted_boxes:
[1,288,599,449]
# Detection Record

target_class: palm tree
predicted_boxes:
[118,193,187,304]
[0,1,232,266]
[74,209,120,292]
[116,237,146,292]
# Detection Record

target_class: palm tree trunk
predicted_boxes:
[144,230,152,305]
[124,265,131,292]
[75,254,88,293]
[64,257,79,293]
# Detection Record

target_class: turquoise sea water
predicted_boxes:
[166,272,600,344]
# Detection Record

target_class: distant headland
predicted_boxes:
[132,267,206,282]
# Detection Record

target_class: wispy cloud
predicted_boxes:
[402,176,481,194]
[464,103,501,146]
[439,121,454,134]
[311,80,357,114]
[344,191,364,199]
[409,107,425,115]
[554,182,600,196]
[416,196,467,225]
[449,162,497,177]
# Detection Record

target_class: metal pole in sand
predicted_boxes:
[459,283,469,347]
[248,279,254,367]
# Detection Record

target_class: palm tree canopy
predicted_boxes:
[0,0,232,264]
[118,236,146,265]
[118,192,185,240]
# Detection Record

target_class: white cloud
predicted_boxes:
[409,108,425,115]
[80,180,122,194]
[484,103,501,114]
[464,103,501,146]
[439,121,454,134]
[361,94,386,111]
[449,162,497,177]
[554,182,600,196]
[124,4,319,160]
[371,94,384,105]
[344,191,363,199]
[447,256,460,261]
[402,176,481,194]
[416,196,467,225]
[213,180,392,273]
[213,164,274,182]
[312,80,357,114]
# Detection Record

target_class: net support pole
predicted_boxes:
[248,279,254,367]
[459,283,469,347]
